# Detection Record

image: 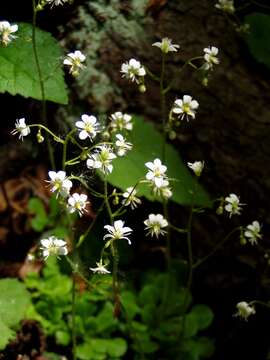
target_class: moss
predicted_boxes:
[59,0,152,113]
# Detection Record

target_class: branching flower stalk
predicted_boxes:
[28,124,64,143]
[76,200,106,248]
[180,179,199,338]
[193,226,242,269]
[62,129,78,169]
[71,273,77,360]
[32,0,55,169]
[104,178,120,316]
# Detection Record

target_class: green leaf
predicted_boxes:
[182,337,214,360]
[0,23,68,104]
[190,305,214,331]
[0,320,15,350]
[95,302,118,333]
[56,330,70,346]
[185,305,214,338]
[133,339,159,354]
[106,338,127,357]
[139,284,159,306]
[121,291,140,320]
[43,353,65,360]
[107,117,210,206]
[245,13,270,70]
[28,197,48,232]
[141,303,157,327]
[0,278,31,327]
[77,338,127,360]
[77,341,106,360]
[0,279,31,350]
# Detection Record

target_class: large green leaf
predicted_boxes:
[0,320,15,350]
[245,13,270,70]
[185,305,214,338]
[0,278,31,350]
[77,338,127,360]
[28,197,48,232]
[107,117,210,206]
[0,23,68,104]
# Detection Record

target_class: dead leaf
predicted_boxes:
[146,0,168,14]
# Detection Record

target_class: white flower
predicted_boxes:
[87,145,116,174]
[67,193,88,217]
[0,21,18,46]
[145,158,167,188]
[110,112,133,131]
[46,0,69,7]
[90,260,110,274]
[47,170,72,198]
[203,46,219,70]
[244,221,262,245]
[115,134,132,156]
[160,186,173,199]
[76,114,100,141]
[187,161,204,177]
[121,58,146,83]
[152,38,180,53]
[235,301,255,321]
[40,236,68,259]
[122,187,142,209]
[224,193,243,217]
[63,50,86,76]
[144,214,168,238]
[153,178,173,199]
[104,220,132,245]
[172,95,199,121]
[11,118,30,140]
[215,0,235,13]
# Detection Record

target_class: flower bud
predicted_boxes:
[102,131,110,140]
[216,205,224,215]
[139,84,146,93]
[37,130,44,143]
[169,130,176,140]
[202,77,208,87]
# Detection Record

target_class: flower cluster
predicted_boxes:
[187,161,204,177]
[87,145,116,174]
[203,46,219,71]
[145,158,172,199]
[47,170,89,217]
[68,193,88,217]
[47,171,72,198]
[122,187,142,209]
[121,58,146,92]
[104,220,133,246]
[11,118,30,140]
[152,38,180,54]
[0,21,18,46]
[172,95,199,121]
[109,112,133,132]
[40,236,68,259]
[90,260,110,274]
[46,0,69,6]
[115,134,132,157]
[215,0,235,13]
[64,50,86,77]
[144,214,168,238]
[76,114,100,141]
[235,301,255,321]
[243,221,262,246]
[224,193,243,217]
